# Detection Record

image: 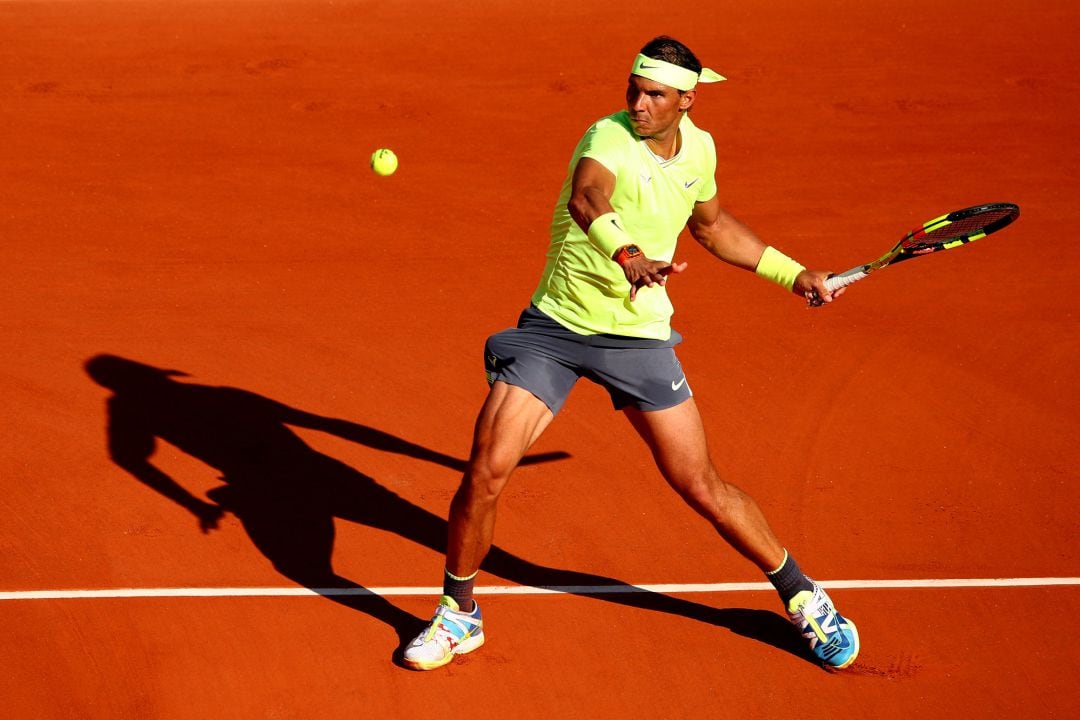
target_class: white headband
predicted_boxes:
[630,53,726,91]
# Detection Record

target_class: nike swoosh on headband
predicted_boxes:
[631,53,726,91]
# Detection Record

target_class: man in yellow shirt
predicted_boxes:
[404,36,858,671]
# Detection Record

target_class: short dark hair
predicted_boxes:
[639,36,702,75]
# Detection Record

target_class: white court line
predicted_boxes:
[0,577,1077,601]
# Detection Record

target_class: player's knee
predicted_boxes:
[704,480,758,528]
[673,469,737,518]
[459,459,513,506]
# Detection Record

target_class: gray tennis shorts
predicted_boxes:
[483,306,693,415]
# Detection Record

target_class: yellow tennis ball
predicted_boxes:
[370,148,398,176]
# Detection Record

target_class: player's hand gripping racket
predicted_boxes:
[823,202,1021,294]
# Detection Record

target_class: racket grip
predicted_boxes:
[824,271,867,293]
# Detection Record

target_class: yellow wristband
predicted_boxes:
[587,212,634,259]
[755,246,805,291]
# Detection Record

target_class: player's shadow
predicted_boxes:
[85,354,815,667]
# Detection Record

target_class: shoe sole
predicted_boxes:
[403,633,486,671]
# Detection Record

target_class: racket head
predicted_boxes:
[823,202,1021,294]
[894,202,1020,260]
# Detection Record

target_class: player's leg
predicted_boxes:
[403,381,553,670]
[623,398,859,668]
[442,309,579,593]
[404,310,579,670]
[446,380,554,579]
[622,398,785,571]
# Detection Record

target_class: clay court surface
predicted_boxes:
[2,0,1078,717]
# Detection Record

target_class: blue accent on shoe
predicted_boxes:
[787,581,860,669]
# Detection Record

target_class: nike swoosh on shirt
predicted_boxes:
[684,178,700,189]
[671,378,687,391]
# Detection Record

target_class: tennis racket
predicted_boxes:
[823,202,1020,294]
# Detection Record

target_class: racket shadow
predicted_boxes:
[84,353,815,668]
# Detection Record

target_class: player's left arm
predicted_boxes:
[687,194,843,305]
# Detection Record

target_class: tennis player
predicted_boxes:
[404,36,858,670]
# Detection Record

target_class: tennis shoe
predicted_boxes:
[403,595,485,670]
[787,581,859,669]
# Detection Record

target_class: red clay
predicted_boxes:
[2,1,1078,717]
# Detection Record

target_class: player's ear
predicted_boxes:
[678,89,696,112]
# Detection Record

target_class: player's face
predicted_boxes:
[625,75,694,139]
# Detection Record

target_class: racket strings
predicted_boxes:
[902,208,1017,251]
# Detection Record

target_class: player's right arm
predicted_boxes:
[568,158,684,300]
[567,157,617,228]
